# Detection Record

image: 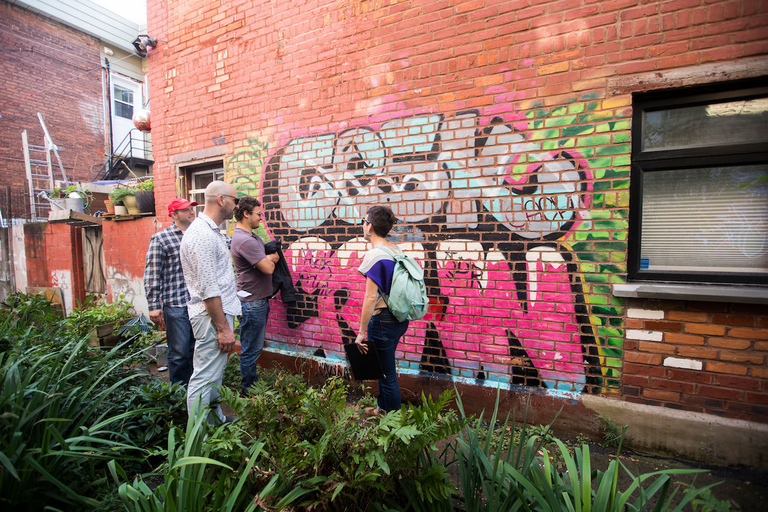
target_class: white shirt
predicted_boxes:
[180,212,242,319]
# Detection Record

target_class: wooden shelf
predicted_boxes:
[102,212,155,221]
[47,209,103,227]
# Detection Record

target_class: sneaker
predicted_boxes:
[224,415,238,424]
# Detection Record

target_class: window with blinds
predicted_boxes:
[630,79,768,285]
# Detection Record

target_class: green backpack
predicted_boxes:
[378,246,429,323]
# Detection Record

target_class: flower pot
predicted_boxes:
[123,195,140,215]
[88,321,118,347]
[135,190,155,214]
[114,203,128,216]
[105,200,116,215]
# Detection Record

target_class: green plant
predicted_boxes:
[49,184,92,200]
[65,296,135,338]
[137,178,154,191]
[599,412,626,447]
[0,292,67,352]
[107,379,189,450]
[217,371,464,510]
[114,402,278,512]
[0,338,149,510]
[109,186,136,203]
[450,389,721,512]
[222,352,241,391]
[688,486,735,512]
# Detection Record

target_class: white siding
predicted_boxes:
[9,0,144,54]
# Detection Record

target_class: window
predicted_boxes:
[182,161,224,216]
[113,85,134,119]
[630,79,768,285]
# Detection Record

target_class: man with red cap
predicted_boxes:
[143,198,198,386]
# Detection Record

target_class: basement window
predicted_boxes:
[628,78,768,286]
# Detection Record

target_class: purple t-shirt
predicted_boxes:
[230,227,272,301]
[357,246,400,298]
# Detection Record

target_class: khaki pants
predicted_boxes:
[187,312,234,423]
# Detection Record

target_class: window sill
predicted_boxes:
[613,283,768,304]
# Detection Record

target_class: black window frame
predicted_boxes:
[629,77,768,285]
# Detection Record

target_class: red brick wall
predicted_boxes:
[0,2,107,218]
[24,218,159,314]
[145,0,768,422]
[102,217,159,308]
[23,222,84,311]
[624,300,768,421]
[102,218,157,278]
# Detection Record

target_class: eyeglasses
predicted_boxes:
[221,194,240,205]
[363,218,371,225]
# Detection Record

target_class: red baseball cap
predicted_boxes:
[167,198,198,216]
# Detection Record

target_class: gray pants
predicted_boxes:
[187,313,234,423]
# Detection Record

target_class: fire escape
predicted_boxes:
[93,128,154,181]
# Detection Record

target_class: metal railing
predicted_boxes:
[94,129,154,181]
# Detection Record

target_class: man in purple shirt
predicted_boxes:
[230,197,279,395]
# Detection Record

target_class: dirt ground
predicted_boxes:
[146,362,767,510]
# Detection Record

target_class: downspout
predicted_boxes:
[105,58,114,176]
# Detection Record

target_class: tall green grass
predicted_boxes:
[115,402,278,512]
[451,389,723,512]
[0,339,147,510]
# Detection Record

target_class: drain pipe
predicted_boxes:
[105,58,114,177]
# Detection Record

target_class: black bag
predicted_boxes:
[344,342,384,381]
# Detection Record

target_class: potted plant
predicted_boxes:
[110,186,137,215]
[65,296,135,347]
[135,178,155,214]
[48,184,92,213]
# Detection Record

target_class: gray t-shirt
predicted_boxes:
[230,227,272,301]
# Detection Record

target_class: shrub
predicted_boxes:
[115,402,277,512]
[65,295,135,338]
[0,292,68,353]
[0,338,149,510]
[450,390,722,512]
[220,373,464,510]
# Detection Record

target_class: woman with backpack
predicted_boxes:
[355,205,410,415]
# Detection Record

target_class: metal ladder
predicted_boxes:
[21,113,70,221]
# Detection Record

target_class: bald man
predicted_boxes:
[180,180,242,423]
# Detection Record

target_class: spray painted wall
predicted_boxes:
[227,97,628,396]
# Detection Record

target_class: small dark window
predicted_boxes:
[629,78,768,285]
[114,86,134,119]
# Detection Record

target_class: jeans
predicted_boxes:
[239,298,270,395]
[187,313,234,424]
[367,309,409,412]
[163,306,195,386]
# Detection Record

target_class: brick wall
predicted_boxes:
[23,222,84,313]
[101,217,161,314]
[0,1,106,218]
[145,0,768,423]
[624,301,768,420]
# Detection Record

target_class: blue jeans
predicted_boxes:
[368,309,409,412]
[163,306,195,386]
[239,298,270,395]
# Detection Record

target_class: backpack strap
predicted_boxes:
[376,245,404,259]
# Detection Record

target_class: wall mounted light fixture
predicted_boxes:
[131,35,158,57]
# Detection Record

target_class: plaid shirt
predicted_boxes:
[143,223,190,310]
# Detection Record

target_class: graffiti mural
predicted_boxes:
[229,98,628,394]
